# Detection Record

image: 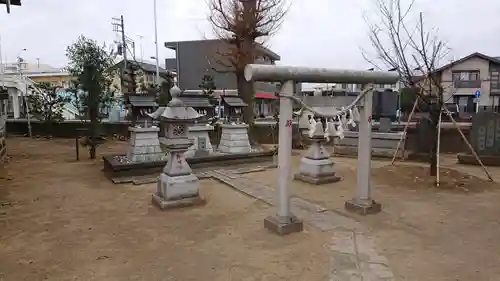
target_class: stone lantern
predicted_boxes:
[294,115,341,184]
[148,86,205,210]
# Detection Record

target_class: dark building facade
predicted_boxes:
[164,39,300,94]
[164,39,303,117]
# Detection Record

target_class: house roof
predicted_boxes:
[434,52,500,73]
[165,39,281,61]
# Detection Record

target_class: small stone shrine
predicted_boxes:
[124,94,164,162]
[148,86,205,210]
[294,116,341,184]
[217,93,251,153]
[178,90,215,158]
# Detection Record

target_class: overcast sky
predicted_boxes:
[1,0,499,71]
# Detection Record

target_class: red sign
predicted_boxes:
[285,120,293,127]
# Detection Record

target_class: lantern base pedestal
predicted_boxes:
[152,173,205,210]
[152,192,206,210]
[126,126,164,162]
[294,138,341,185]
[218,123,251,154]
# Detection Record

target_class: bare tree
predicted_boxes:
[362,0,451,177]
[207,0,288,125]
[363,0,493,183]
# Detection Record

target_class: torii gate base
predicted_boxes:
[345,199,382,215]
[264,215,304,236]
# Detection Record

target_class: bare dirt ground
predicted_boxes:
[254,152,500,281]
[0,138,332,281]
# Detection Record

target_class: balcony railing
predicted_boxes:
[454,80,481,88]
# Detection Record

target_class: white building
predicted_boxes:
[0,61,78,119]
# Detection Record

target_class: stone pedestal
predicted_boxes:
[152,138,205,210]
[185,124,214,158]
[218,123,251,153]
[264,215,304,236]
[345,198,382,215]
[294,136,341,184]
[127,126,164,162]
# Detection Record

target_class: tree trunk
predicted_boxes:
[88,90,99,160]
[236,69,255,125]
[428,101,442,177]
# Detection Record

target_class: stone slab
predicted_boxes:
[290,197,328,213]
[210,171,276,205]
[457,152,500,166]
[330,231,395,281]
[264,215,303,236]
[152,192,206,210]
[305,211,365,232]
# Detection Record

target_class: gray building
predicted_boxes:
[164,39,300,94]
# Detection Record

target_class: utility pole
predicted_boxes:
[112,15,127,68]
[120,15,127,69]
[112,15,128,94]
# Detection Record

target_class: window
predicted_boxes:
[452,71,480,81]
[490,69,500,90]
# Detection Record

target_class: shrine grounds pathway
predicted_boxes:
[1,137,500,280]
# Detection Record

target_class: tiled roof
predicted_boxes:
[222,96,247,107]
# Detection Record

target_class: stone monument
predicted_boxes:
[124,94,164,162]
[149,86,205,209]
[378,117,392,133]
[457,112,500,165]
[217,93,251,153]
[185,123,214,157]
[294,117,341,184]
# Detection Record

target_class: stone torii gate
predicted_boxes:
[244,64,399,235]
